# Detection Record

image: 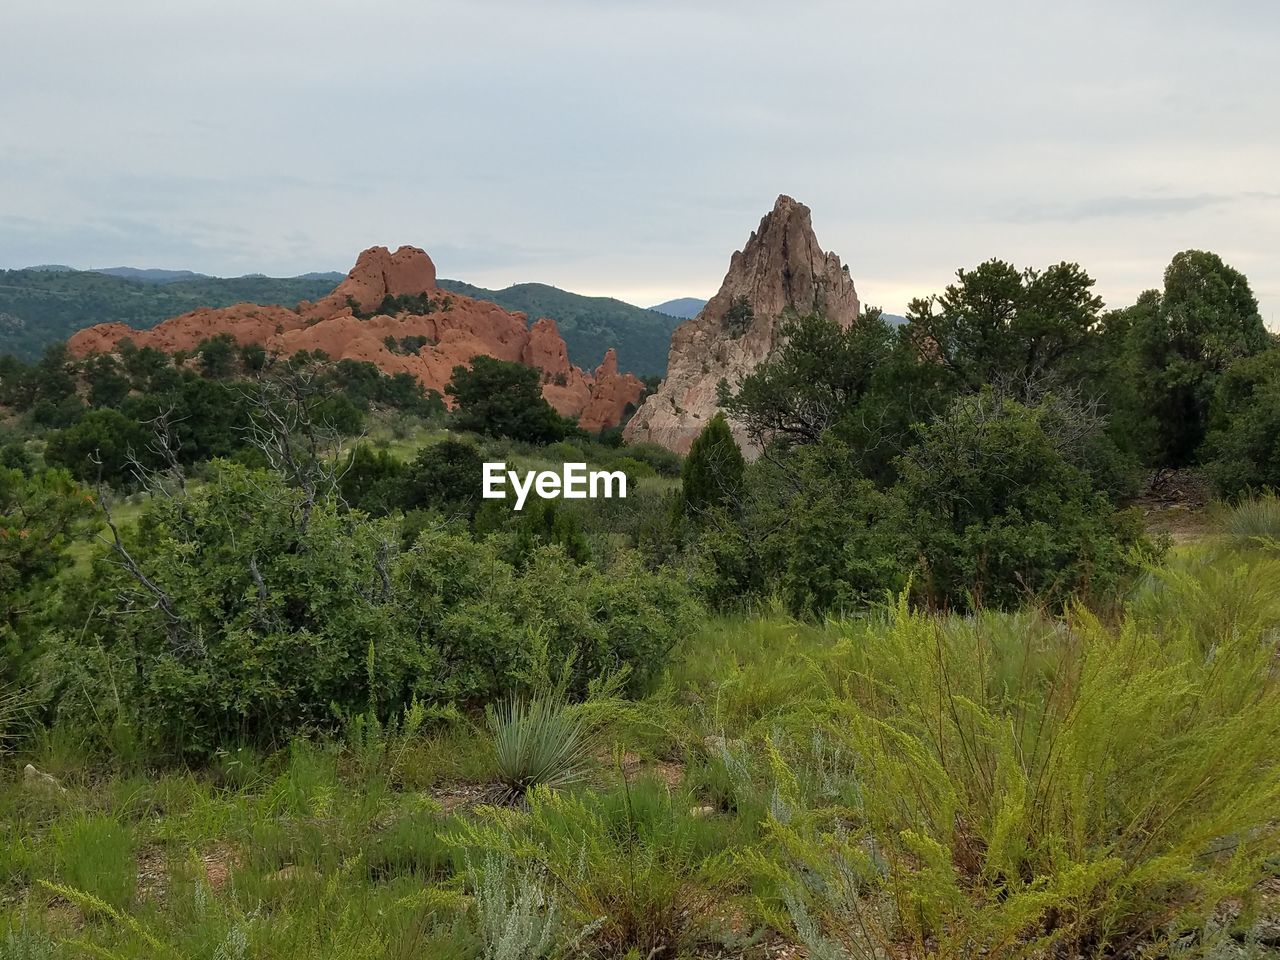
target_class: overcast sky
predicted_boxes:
[2,0,1277,323]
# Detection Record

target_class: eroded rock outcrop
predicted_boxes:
[68,246,644,431]
[623,195,859,455]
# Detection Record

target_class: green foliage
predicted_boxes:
[1127,250,1270,468]
[77,463,409,756]
[54,815,136,911]
[476,499,592,567]
[0,268,338,362]
[197,332,237,379]
[723,294,754,337]
[894,391,1155,610]
[44,408,150,486]
[904,258,1104,395]
[84,354,131,408]
[1203,347,1280,495]
[1,914,57,960]
[752,437,910,614]
[468,853,562,960]
[50,463,697,755]
[719,310,898,450]
[447,357,570,444]
[458,778,735,958]
[0,467,94,684]
[678,413,744,520]
[399,437,484,519]
[761,596,1280,957]
[1219,491,1280,548]
[338,443,406,516]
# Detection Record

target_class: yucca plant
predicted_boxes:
[487,693,593,803]
[1221,490,1280,549]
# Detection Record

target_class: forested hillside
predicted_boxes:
[437,279,681,376]
[0,269,339,361]
[0,269,682,378]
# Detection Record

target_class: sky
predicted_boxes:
[2,0,1278,324]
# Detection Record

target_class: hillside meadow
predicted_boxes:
[4,524,1280,959]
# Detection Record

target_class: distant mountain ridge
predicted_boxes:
[649,297,707,319]
[436,279,680,376]
[0,264,680,376]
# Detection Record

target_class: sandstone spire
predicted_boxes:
[623,195,859,454]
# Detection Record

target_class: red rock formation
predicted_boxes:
[579,350,646,433]
[67,245,641,431]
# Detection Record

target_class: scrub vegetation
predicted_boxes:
[3,248,1280,957]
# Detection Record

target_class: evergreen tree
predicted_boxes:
[679,413,745,519]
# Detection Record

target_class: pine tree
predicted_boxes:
[679,413,745,519]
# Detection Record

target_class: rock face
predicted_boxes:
[624,195,859,455]
[68,245,644,432]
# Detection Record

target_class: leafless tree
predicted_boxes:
[90,452,201,660]
[238,363,357,538]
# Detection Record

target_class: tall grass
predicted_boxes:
[1220,489,1280,548]
[757,596,1280,957]
[53,815,136,911]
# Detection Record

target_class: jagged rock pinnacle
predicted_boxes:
[624,195,859,454]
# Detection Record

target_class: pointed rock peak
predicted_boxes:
[595,348,619,379]
[623,195,860,456]
[701,195,858,331]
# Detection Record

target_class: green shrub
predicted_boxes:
[447,357,569,443]
[337,443,406,516]
[458,779,734,958]
[1204,348,1280,495]
[1,915,57,960]
[1220,490,1280,548]
[399,437,484,519]
[678,413,744,521]
[467,853,561,960]
[44,408,150,486]
[49,459,700,756]
[755,598,1280,957]
[894,390,1156,610]
[619,442,683,478]
[487,693,593,803]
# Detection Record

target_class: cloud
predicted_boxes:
[0,0,1278,323]
[1000,194,1236,223]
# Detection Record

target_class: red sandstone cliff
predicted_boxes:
[67,245,644,433]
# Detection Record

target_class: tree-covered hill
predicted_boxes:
[0,269,340,361]
[437,279,680,377]
[0,268,681,378]
[649,296,707,318]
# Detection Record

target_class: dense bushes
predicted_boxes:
[47,462,697,756]
[751,592,1280,957]
[895,391,1153,609]
[0,467,95,684]
[678,392,1156,615]
[446,356,573,443]
[1203,347,1280,495]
